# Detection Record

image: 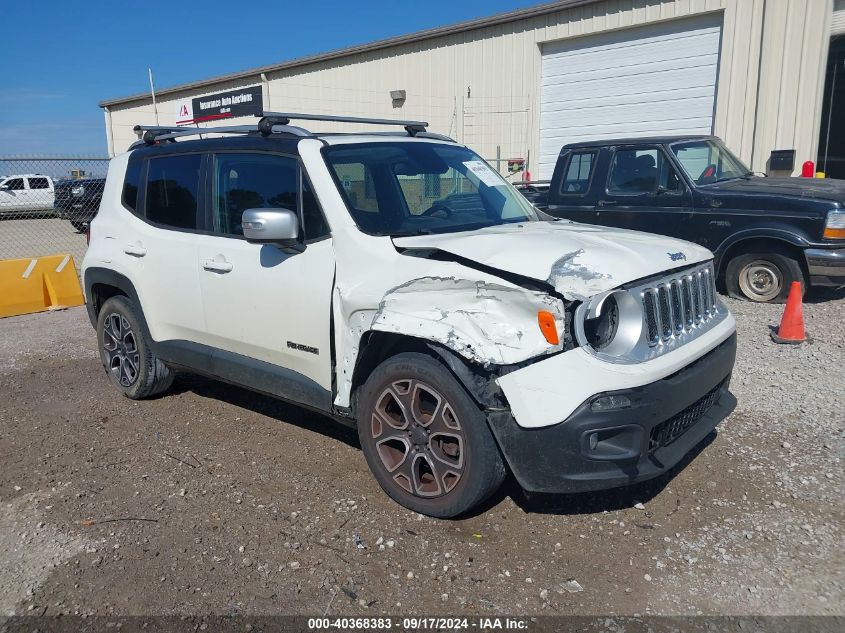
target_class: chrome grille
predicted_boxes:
[657,285,672,339]
[641,264,719,348]
[643,291,659,344]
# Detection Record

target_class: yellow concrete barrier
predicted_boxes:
[0,254,84,318]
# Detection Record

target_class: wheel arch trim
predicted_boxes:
[714,229,808,273]
[84,268,153,342]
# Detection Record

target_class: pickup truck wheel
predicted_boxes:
[357,353,505,518]
[96,296,174,399]
[726,251,804,303]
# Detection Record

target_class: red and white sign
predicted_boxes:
[175,100,195,126]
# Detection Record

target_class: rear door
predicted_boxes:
[25,176,54,212]
[593,145,691,235]
[125,153,208,346]
[195,151,335,398]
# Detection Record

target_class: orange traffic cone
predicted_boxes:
[770,281,806,344]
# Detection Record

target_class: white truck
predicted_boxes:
[0,174,55,216]
[81,113,737,517]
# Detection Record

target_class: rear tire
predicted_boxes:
[356,352,506,518]
[96,296,174,399]
[725,250,804,303]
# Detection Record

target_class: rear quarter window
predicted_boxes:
[122,160,142,212]
[559,151,597,195]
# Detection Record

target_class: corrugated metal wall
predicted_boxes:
[106,0,832,177]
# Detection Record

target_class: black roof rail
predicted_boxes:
[257,111,429,136]
[131,112,441,149]
[131,123,311,147]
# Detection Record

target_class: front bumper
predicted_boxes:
[805,247,845,287]
[487,333,737,493]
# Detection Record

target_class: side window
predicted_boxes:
[213,153,297,237]
[28,177,49,189]
[3,178,25,191]
[559,151,596,195]
[122,160,142,212]
[608,148,658,194]
[658,152,683,193]
[302,176,330,240]
[145,154,201,230]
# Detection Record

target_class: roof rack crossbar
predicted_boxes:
[132,123,311,146]
[258,111,429,136]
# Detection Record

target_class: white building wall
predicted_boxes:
[106,0,831,177]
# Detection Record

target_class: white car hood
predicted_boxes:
[392,220,712,299]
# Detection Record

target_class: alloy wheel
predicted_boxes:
[370,379,465,498]
[101,312,140,387]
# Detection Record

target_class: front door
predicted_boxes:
[0,177,28,213]
[195,151,335,397]
[594,146,691,237]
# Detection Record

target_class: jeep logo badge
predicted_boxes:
[668,251,687,262]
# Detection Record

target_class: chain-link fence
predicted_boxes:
[0,157,109,272]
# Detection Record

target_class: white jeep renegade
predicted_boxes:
[82,113,737,518]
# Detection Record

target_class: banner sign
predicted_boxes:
[175,86,263,125]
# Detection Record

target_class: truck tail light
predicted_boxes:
[824,210,845,239]
[537,311,559,345]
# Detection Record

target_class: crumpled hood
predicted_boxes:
[392,221,712,299]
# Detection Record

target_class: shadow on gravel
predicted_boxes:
[167,372,718,520]
[492,431,717,518]
[173,373,360,449]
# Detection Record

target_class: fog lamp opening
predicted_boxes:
[591,394,632,412]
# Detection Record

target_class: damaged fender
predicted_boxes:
[333,275,566,409]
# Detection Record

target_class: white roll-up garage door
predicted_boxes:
[538,13,723,179]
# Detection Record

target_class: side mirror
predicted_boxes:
[242,208,303,252]
[0,184,8,191]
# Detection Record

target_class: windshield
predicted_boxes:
[670,139,751,185]
[323,142,539,236]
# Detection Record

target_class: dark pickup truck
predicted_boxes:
[532,136,845,302]
[54,177,106,232]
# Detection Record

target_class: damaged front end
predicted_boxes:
[334,267,576,413]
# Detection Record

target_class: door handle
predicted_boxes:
[597,200,617,207]
[202,258,233,273]
[123,242,147,257]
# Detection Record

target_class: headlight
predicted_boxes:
[71,185,85,197]
[824,209,845,239]
[576,289,643,357]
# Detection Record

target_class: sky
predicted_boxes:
[0,0,541,156]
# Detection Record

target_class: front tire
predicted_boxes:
[96,296,174,399]
[356,353,506,518]
[725,250,804,302]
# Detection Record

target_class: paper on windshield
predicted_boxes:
[462,161,504,187]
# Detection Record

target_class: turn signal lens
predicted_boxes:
[824,210,845,239]
[537,310,559,345]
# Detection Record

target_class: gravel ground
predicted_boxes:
[0,291,842,619]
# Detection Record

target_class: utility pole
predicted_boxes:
[148,68,160,125]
